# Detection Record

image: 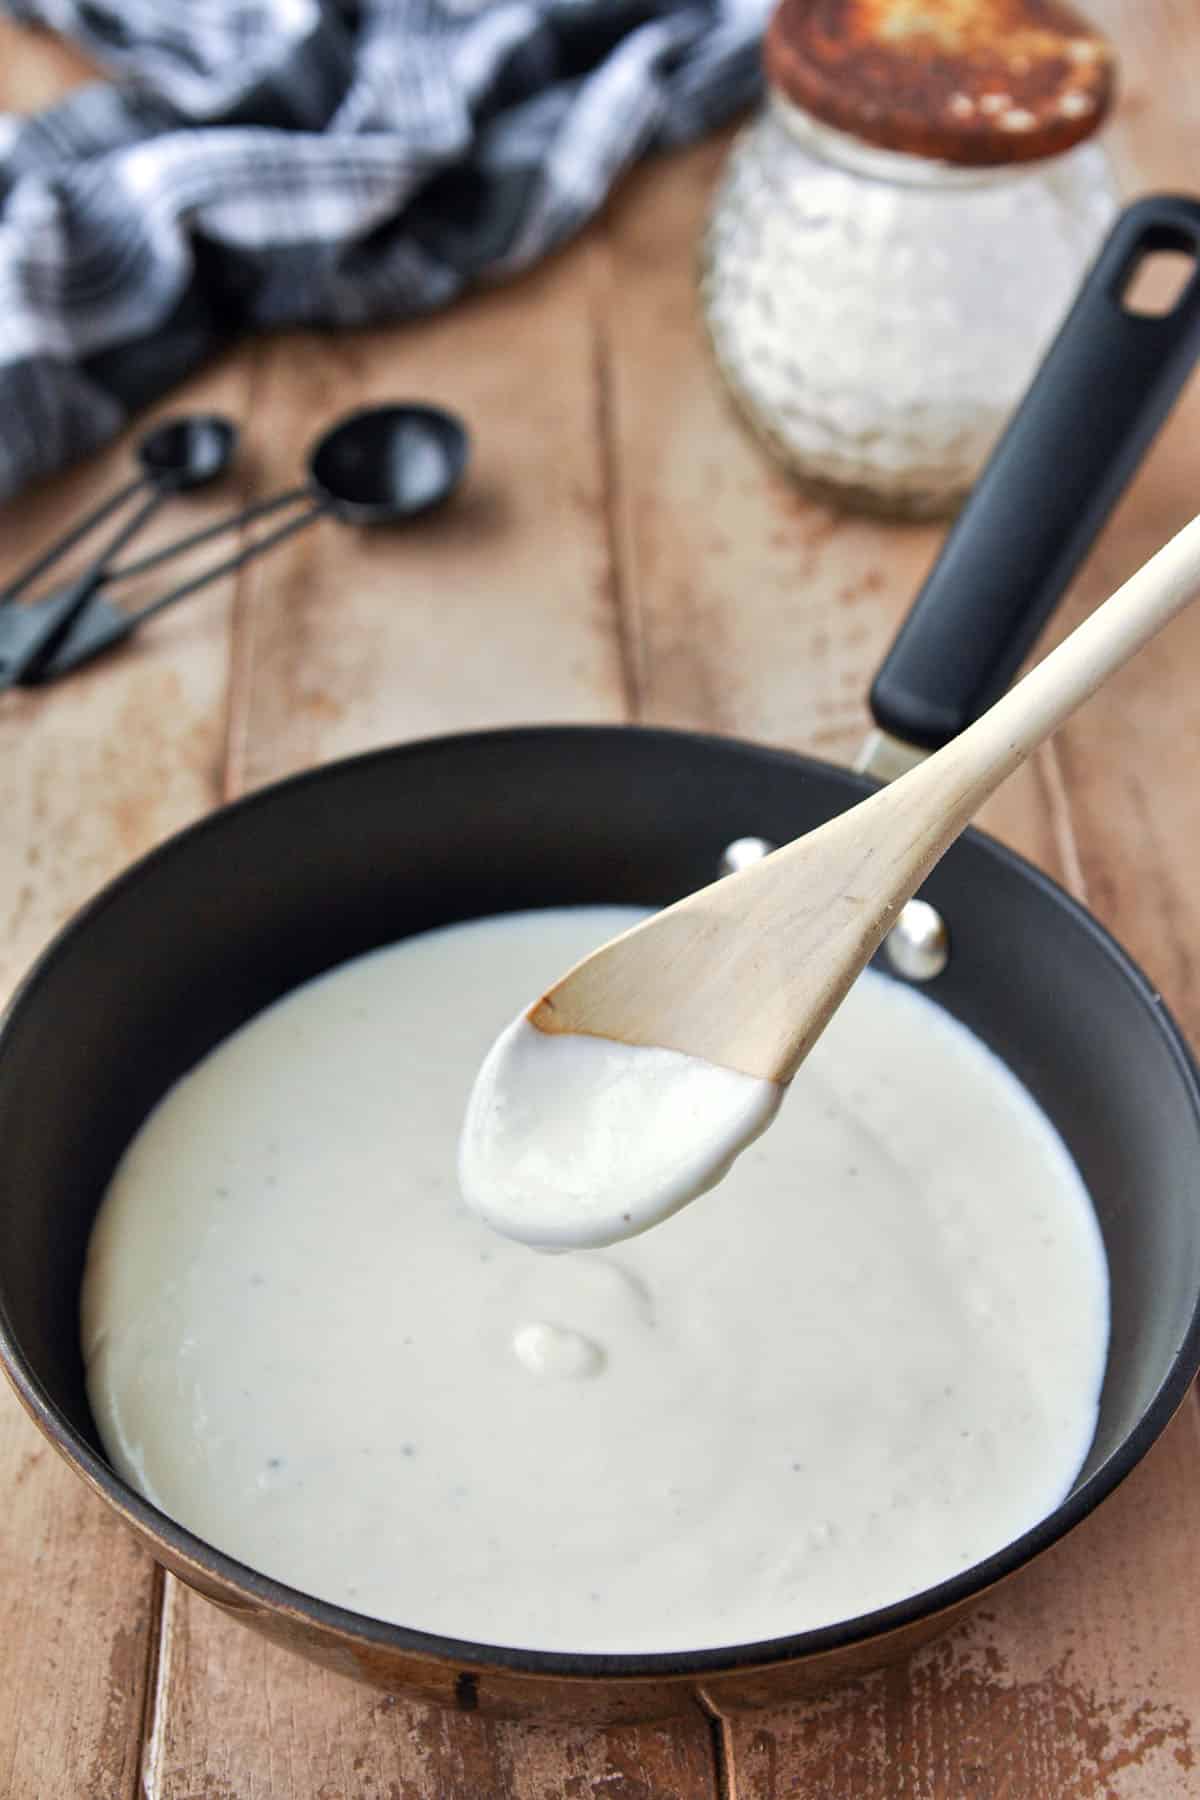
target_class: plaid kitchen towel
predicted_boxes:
[0,0,770,499]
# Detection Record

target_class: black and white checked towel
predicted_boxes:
[0,0,770,499]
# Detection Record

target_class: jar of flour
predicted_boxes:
[700,0,1119,518]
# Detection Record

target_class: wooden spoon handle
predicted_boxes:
[527,512,1200,1091]
[752,509,1200,1079]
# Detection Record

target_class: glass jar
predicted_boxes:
[699,94,1119,519]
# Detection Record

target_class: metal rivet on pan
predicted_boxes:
[719,836,776,876]
[885,899,950,982]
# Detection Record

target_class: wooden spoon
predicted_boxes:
[460,512,1200,1252]
[529,513,1200,1084]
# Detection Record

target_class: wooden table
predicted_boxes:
[1,7,1198,1795]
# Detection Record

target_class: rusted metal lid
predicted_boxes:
[764,0,1115,166]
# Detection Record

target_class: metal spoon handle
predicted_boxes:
[0,488,171,690]
[108,486,309,582]
[87,488,170,570]
[0,474,145,605]
[22,498,328,684]
[131,498,325,625]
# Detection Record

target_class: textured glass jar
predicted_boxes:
[699,95,1119,518]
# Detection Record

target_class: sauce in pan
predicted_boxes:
[82,906,1108,1654]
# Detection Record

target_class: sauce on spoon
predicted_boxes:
[458,1019,781,1249]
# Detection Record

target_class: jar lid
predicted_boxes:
[764,0,1115,166]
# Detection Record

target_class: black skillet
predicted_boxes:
[1,196,1200,1724]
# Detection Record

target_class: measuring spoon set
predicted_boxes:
[0,404,469,693]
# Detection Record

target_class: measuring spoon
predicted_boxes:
[0,415,237,689]
[20,405,469,686]
[0,415,236,609]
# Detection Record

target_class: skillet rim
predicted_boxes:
[1,721,1198,1683]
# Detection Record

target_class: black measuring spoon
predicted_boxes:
[20,405,470,686]
[0,414,236,607]
[0,414,237,689]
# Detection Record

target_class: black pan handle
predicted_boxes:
[869,193,1200,752]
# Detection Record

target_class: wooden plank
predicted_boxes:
[716,1405,1200,1799]
[147,1577,717,1800]
[0,1429,154,1800]
[0,48,261,1795]
[0,335,260,1795]
[1039,0,1200,1042]
[224,240,630,795]
[0,352,262,990]
[2,5,1195,1798]
[0,14,94,104]
[1019,20,1200,1781]
[147,238,717,1797]
[600,8,1200,1796]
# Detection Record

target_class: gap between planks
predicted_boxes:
[588,230,643,722]
[136,1567,169,1800]
[1032,739,1090,907]
[699,1689,741,1800]
[218,342,272,806]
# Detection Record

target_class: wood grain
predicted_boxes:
[146,1579,717,1800]
[0,13,94,106]
[224,239,628,796]
[1041,0,1200,1044]
[0,353,264,989]
[715,1406,1200,1799]
[693,3,1200,1795]
[0,32,174,1797]
[0,1424,153,1800]
[0,5,1198,1798]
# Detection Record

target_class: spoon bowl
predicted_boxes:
[0,412,241,689]
[308,404,470,524]
[24,402,471,685]
[135,414,238,493]
[0,411,239,617]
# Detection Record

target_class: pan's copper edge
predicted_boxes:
[0,1313,992,1720]
[10,1324,1180,1726]
[0,1345,991,1720]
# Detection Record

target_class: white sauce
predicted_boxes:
[82,906,1109,1655]
[459,1018,782,1248]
